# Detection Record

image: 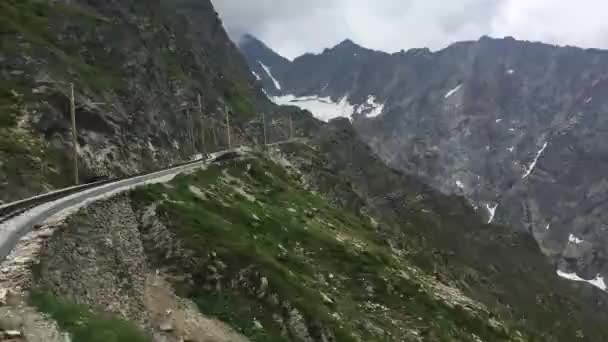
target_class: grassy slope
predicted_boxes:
[130,153,525,341]
[279,123,608,342]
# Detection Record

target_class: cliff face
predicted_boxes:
[0,0,271,203]
[241,34,608,288]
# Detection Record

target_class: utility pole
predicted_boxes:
[197,93,205,155]
[69,83,79,185]
[289,112,294,140]
[225,105,231,149]
[188,108,195,155]
[211,117,218,148]
[262,112,267,146]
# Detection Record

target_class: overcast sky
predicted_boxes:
[211,0,608,60]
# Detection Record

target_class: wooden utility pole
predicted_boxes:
[289,112,294,140]
[225,105,231,149]
[188,108,195,154]
[69,83,79,185]
[197,93,205,155]
[211,117,218,148]
[262,112,267,146]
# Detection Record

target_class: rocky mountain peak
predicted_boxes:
[322,38,374,58]
[332,38,360,50]
[239,34,291,95]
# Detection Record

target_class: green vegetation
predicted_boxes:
[30,291,152,342]
[1,0,121,93]
[224,81,257,121]
[131,153,517,341]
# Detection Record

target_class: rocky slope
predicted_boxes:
[0,0,280,203]
[240,34,608,290]
[3,122,608,341]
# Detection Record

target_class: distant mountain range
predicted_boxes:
[240,33,608,291]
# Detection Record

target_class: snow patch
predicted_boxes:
[258,61,282,90]
[507,146,514,153]
[252,71,262,81]
[589,275,608,291]
[507,69,515,75]
[356,95,385,118]
[585,97,593,104]
[321,83,329,91]
[455,181,464,190]
[568,234,584,245]
[486,203,498,224]
[557,270,607,291]
[546,223,551,230]
[522,142,548,179]
[496,118,503,123]
[444,84,463,99]
[508,128,516,132]
[270,94,354,122]
[269,93,385,121]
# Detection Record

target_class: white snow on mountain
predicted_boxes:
[486,203,498,223]
[252,71,262,81]
[269,94,355,122]
[569,234,584,245]
[456,180,464,189]
[522,142,548,179]
[444,84,463,99]
[557,270,607,291]
[269,93,385,121]
[355,95,385,118]
[507,69,515,75]
[258,61,282,90]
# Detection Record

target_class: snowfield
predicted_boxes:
[269,93,385,121]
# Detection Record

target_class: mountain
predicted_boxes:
[240,35,608,292]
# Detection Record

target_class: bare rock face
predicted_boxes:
[242,34,608,287]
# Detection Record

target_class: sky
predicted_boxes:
[211,0,608,60]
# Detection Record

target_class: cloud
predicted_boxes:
[211,0,608,59]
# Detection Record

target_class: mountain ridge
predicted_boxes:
[240,32,608,294]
